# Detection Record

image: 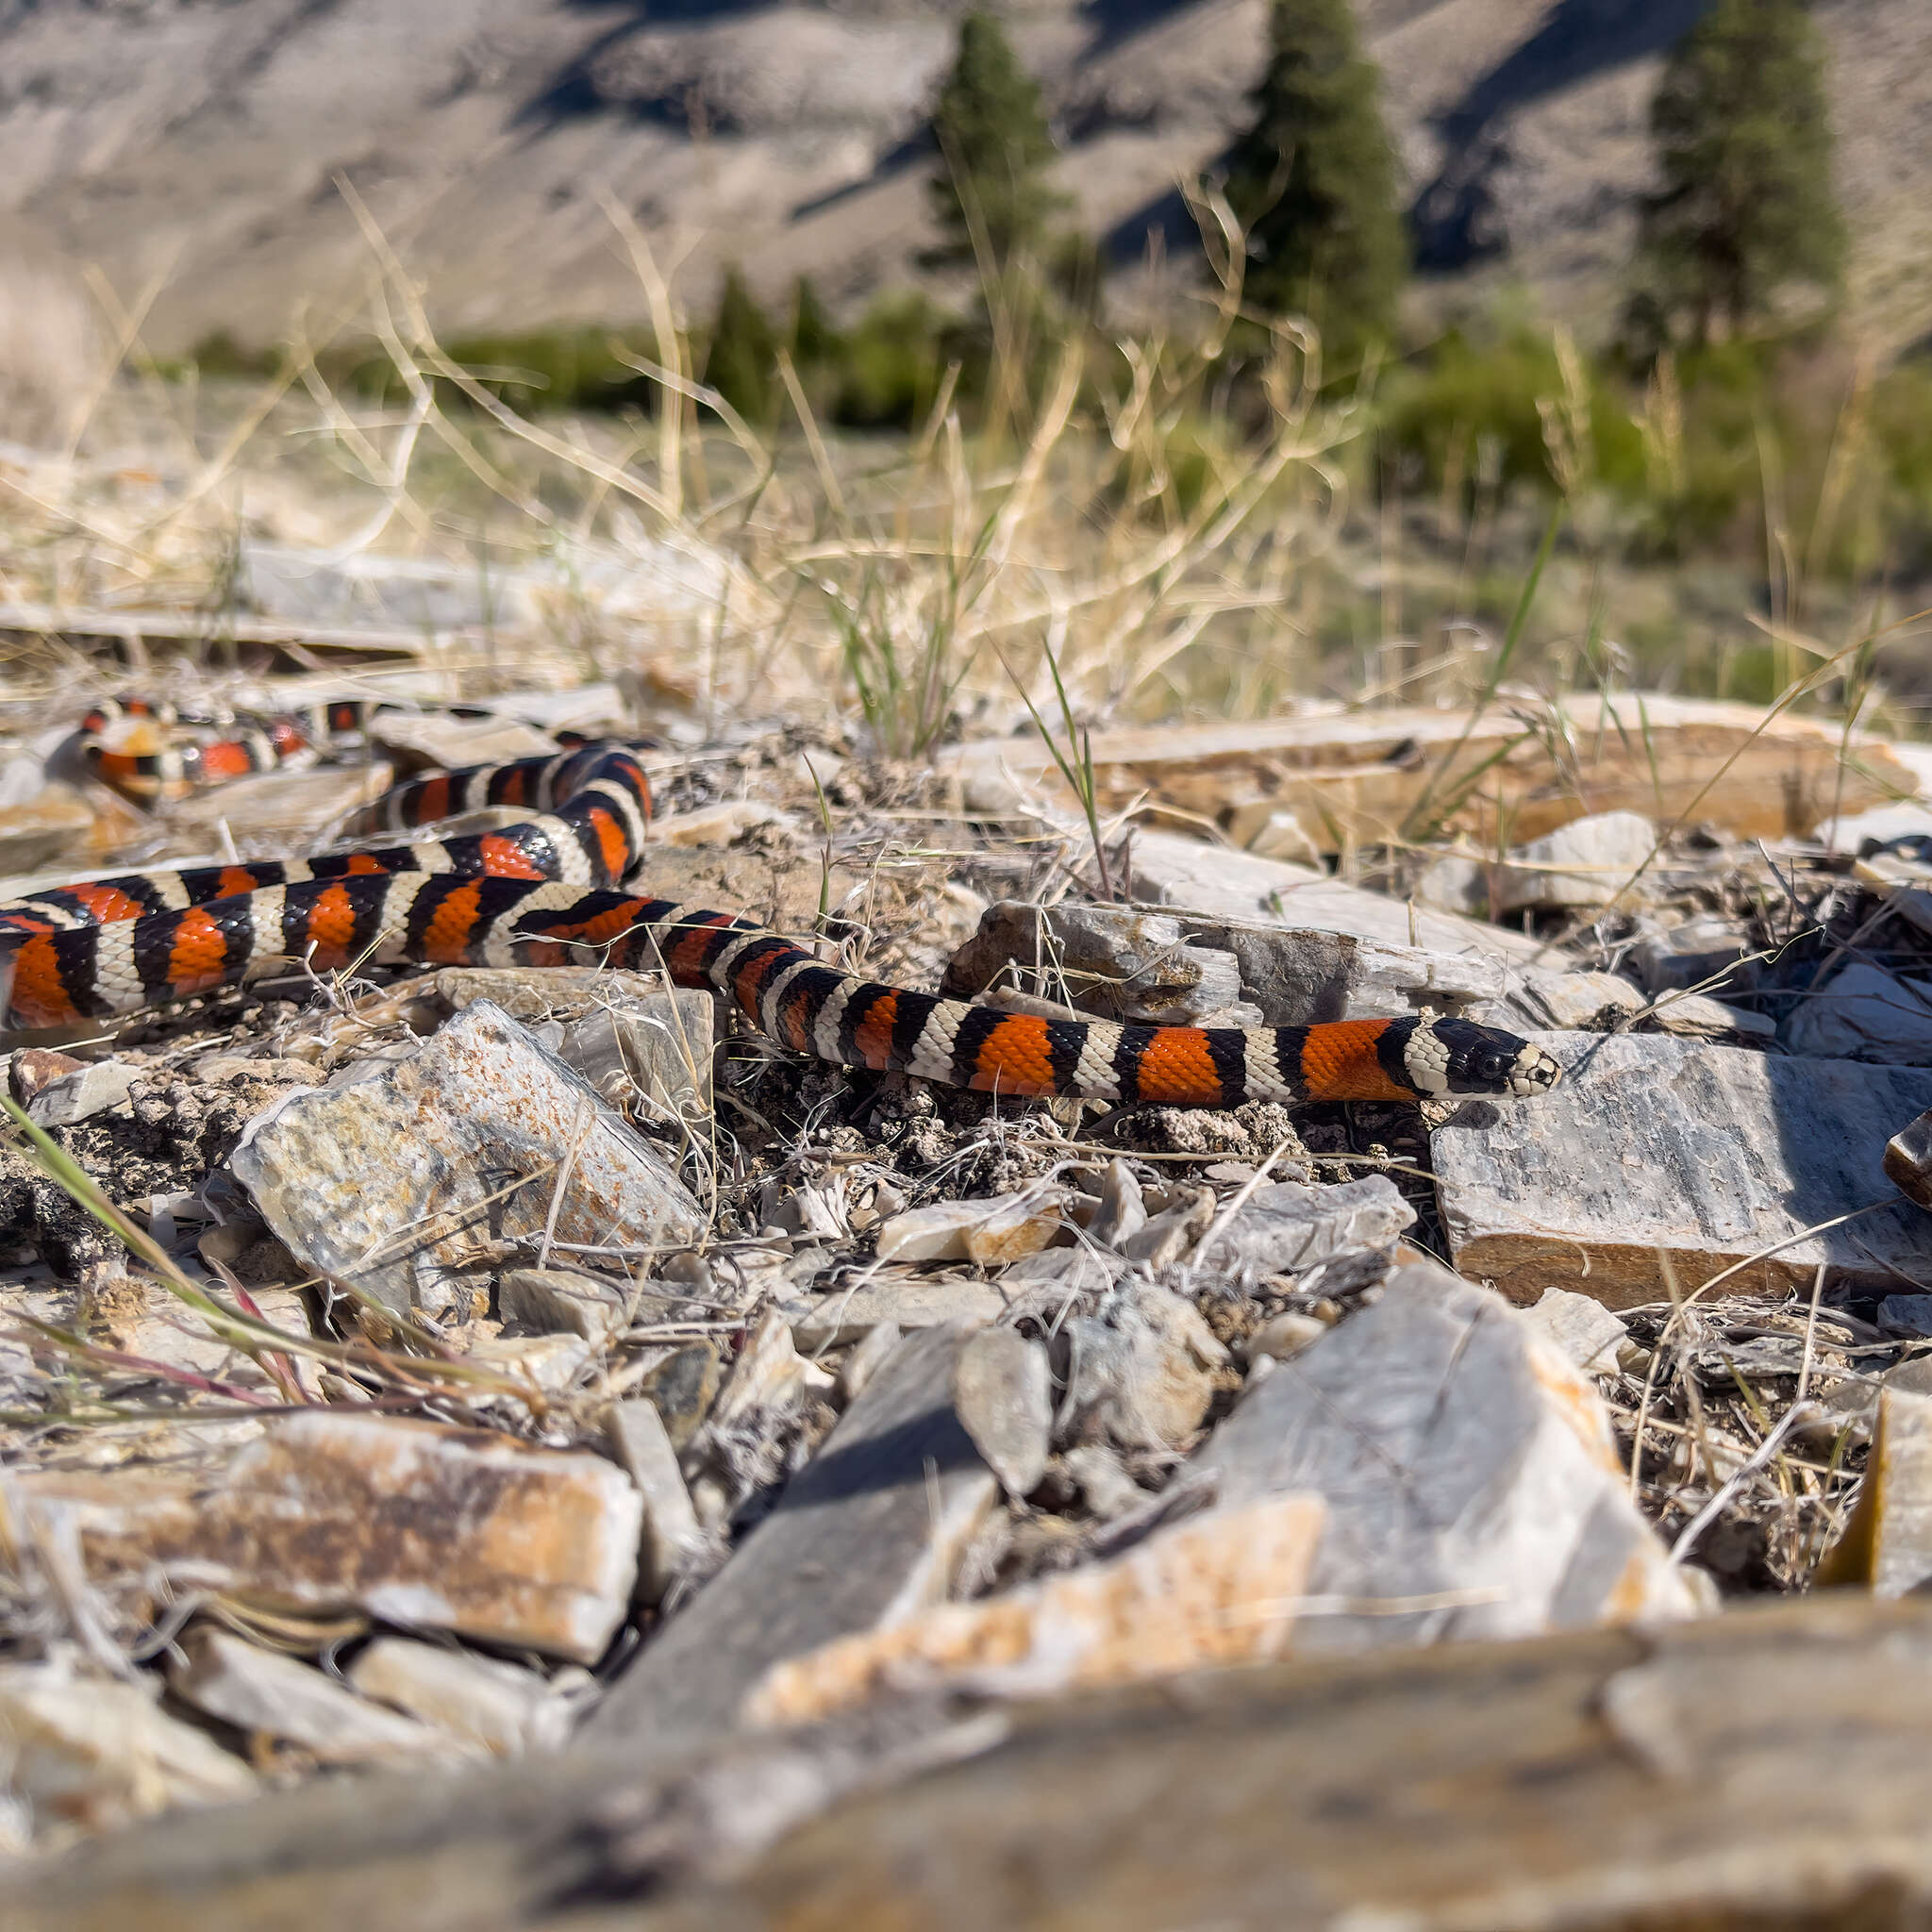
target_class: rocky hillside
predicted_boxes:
[1,0,1928,354]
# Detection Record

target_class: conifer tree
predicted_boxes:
[1631,0,1844,347]
[702,265,779,428]
[927,11,1065,274]
[1223,0,1406,360]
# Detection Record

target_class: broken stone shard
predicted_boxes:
[228,999,702,1317]
[1818,1387,1932,1595]
[347,1638,577,1757]
[1193,1257,1701,1649]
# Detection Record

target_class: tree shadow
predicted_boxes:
[1407,0,1710,269]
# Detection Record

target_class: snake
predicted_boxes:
[0,715,1563,1108]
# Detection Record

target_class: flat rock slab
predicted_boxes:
[583,1322,997,1752]
[229,999,702,1316]
[791,1276,1008,1349]
[1194,1258,1698,1649]
[1433,1032,1932,1306]
[9,1410,641,1663]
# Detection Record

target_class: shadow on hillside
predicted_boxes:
[1080,0,1205,54]
[518,0,770,131]
[1410,0,1709,268]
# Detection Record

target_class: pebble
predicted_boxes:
[1063,1279,1228,1452]
[634,1341,725,1450]
[792,1275,1006,1349]
[22,1058,142,1127]
[874,1192,1062,1266]
[607,1397,705,1606]
[347,1638,577,1757]
[1519,1287,1630,1376]
[1189,1176,1415,1288]
[499,1266,628,1341]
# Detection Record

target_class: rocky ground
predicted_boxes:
[6,538,1932,1892]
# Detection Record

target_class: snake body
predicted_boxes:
[0,724,1562,1107]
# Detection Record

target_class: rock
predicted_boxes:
[0,782,102,875]
[1244,1310,1329,1364]
[8,1046,83,1105]
[1520,1286,1629,1375]
[556,990,715,1121]
[1886,1108,1932,1210]
[433,967,675,1022]
[741,1492,1327,1729]
[1189,1176,1415,1289]
[945,902,1519,1036]
[653,799,794,846]
[1195,1258,1702,1647]
[582,1324,999,1750]
[1063,1278,1227,1452]
[168,1629,454,1763]
[1624,915,1761,997]
[953,1328,1053,1498]
[874,1192,1062,1266]
[228,1000,702,1317]
[1239,810,1324,868]
[1649,992,1777,1043]
[348,1638,576,1757]
[1086,1158,1146,1251]
[835,1321,902,1401]
[1432,1031,1932,1306]
[499,1266,627,1340]
[1878,1296,1932,1341]
[22,1058,142,1126]
[0,1660,254,1841]
[368,711,559,768]
[1782,961,1932,1062]
[11,1410,641,1662]
[635,1341,724,1450]
[1491,811,1657,912]
[1119,1187,1218,1269]
[1492,968,1647,1033]
[1819,1387,1932,1594]
[1061,1444,1144,1518]
[161,762,395,843]
[1828,798,1932,852]
[705,1307,805,1436]
[607,1397,704,1606]
[462,1330,593,1391]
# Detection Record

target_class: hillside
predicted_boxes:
[1,0,1928,354]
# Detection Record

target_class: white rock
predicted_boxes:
[1189,1176,1415,1289]
[1493,811,1657,912]
[1650,992,1776,1042]
[0,1659,254,1840]
[499,1267,627,1340]
[348,1638,575,1756]
[229,1000,702,1316]
[169,1628,455,1763]
[1520,1286,1629,1375]
[1064,1278,1228,1451]
[874,1192,1061,1266]
[607,1396,704,1605]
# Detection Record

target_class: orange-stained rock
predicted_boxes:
[742,1492,1326,1728]
[3,1411,641,1662]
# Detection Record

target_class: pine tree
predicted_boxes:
[702,266,780,428]
[788,275,845,418]
[1223,0,1406,360]
[927,11,1066,274]
[1631,0,1844,347]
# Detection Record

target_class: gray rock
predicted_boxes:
[1061,1444,1144,1519]
[1064,1278,1228,1452]
[1880,1295,1932,1341]
[606,1397,704,1606]
[1624,916,1761,996]
[1191,1176,1415,1288]
[1244,1310,1329,1364]
[1491,811,1657,912]
[835,1321,902,1402]
[1194,1260,1703,1649]
[556,990,715,1120]
[1087,1158,1147,1251]
[791,1275,1007,1349]
[1782,962,1932,1063]
[499,1267,627,1340]
[24,1058,141,1126]
[635,1341,724,1450]
[954,1327,1054,1498]
[228,1000,701,1317]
